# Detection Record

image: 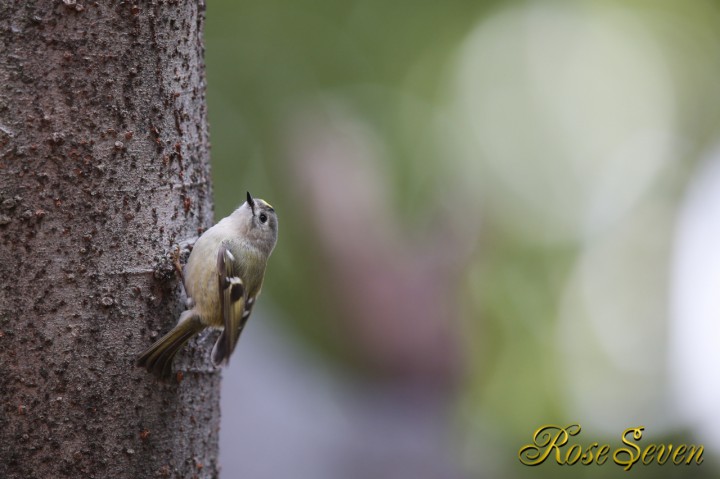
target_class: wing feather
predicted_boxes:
[216,242,245,365]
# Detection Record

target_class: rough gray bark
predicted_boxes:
[0,1,220,478]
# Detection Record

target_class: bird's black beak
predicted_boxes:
[247,191,256,216]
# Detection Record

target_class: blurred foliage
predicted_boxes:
[205,0,720,477]
[205,0,497,362]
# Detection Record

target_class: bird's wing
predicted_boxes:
[215,242,246,365]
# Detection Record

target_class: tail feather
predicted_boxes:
[136,313,203,379]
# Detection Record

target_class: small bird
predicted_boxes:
[137,192,278,379]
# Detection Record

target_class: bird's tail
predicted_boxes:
[136,311,204,379]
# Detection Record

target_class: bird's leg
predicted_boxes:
[172,245,185,286]
[171,238,198,308]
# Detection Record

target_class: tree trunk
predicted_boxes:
[0,1,219,478]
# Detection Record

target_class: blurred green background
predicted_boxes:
[205,0,720,477]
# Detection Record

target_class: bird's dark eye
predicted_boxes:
[259,213,268,224]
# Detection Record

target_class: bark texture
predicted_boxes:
[0,1,220,478]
